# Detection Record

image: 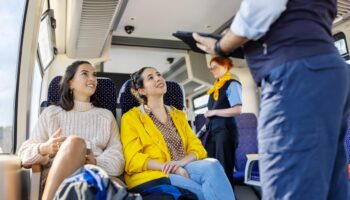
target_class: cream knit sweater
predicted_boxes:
[18,101,125,176]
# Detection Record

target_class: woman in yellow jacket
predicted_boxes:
[121,67,235,200]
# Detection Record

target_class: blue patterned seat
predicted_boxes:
[194,114,208,145]
[194,114,206,133]
[118,79,185,115]
[43,76,117,117]
[234,113,259,182]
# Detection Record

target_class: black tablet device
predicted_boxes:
[172,31,244,58]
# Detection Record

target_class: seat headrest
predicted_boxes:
[118,79,185,115]
[47,76,117,117]
[235,113,257,128]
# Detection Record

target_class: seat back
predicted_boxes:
[194,114,208,145]
[235,113,258,172]
[194,114,206,133]
[118,79,185,115]
[44,76,117,117]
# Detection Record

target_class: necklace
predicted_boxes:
[144,104,168,124]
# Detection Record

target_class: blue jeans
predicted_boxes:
[169,158,235,200]
[258,53,350,200]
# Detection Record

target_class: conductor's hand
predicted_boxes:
[192,33,217,55]
[40,128,67,156]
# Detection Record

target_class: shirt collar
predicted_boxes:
[73,100,94,112]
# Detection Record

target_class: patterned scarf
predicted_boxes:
[207,71,233,101]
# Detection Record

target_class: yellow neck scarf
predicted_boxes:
[207,71,233,101]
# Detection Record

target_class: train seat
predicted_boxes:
[235,113,260,186]
[118,79,185,115]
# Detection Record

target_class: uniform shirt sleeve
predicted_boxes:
[230,0,288,40]
[226,81,242,107]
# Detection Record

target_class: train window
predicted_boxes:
[193,94,209,114]
[0,0,26,153]
[333,32,350,61]
[29,56,43,134]
[38,10,56,70]
[193,94,209,108]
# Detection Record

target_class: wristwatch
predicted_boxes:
[214,40,230,58]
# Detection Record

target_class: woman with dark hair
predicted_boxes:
[204,56,242,188]
[58,60,100,110]
[121,67,235,200]
[18,61,125,200]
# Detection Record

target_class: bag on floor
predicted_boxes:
[130,177,197,200]
[54,164,141,200]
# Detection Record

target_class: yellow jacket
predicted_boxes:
[121,105,207,189]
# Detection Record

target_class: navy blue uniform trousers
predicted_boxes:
[258,53,350,200]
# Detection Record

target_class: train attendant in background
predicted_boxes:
[205,56,242,188]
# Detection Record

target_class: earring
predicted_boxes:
[70,88,73,95]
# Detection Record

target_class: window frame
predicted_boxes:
[37,9,56,71]
[28,52,44,139]
[10,0,29,154]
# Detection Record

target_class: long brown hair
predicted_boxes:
[59,60,99,111]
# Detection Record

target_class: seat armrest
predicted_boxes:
[30,164,42,173]
[27,164,41,200]
[244,154,261,187]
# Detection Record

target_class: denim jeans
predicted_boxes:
[258,53,350,200]
[169,158,235,200]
